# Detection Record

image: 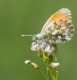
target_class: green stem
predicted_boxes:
[56,71,58,80]
[49,68,56,80]
[39,68,48,80]
[47,68,50,80]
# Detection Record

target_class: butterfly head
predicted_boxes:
[32,33,45,43]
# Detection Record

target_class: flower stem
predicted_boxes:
[39,68,48,80]
[47,68,50,80]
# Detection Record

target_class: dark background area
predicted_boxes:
[0,0,77,80]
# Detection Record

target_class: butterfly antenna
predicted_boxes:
[21,34,33,37]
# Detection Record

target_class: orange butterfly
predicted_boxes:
[23,8,74,43]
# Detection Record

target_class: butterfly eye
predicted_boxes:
[32,35,38,41]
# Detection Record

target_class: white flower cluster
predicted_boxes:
[31,40,54,56]
[50,62,60,68]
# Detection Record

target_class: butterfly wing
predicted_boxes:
[41,8,74,43]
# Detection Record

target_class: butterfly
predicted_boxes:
[22,8,74,44]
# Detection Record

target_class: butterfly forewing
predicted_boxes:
[40,8,74,43]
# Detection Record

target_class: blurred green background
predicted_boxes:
[0,0,77,80]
